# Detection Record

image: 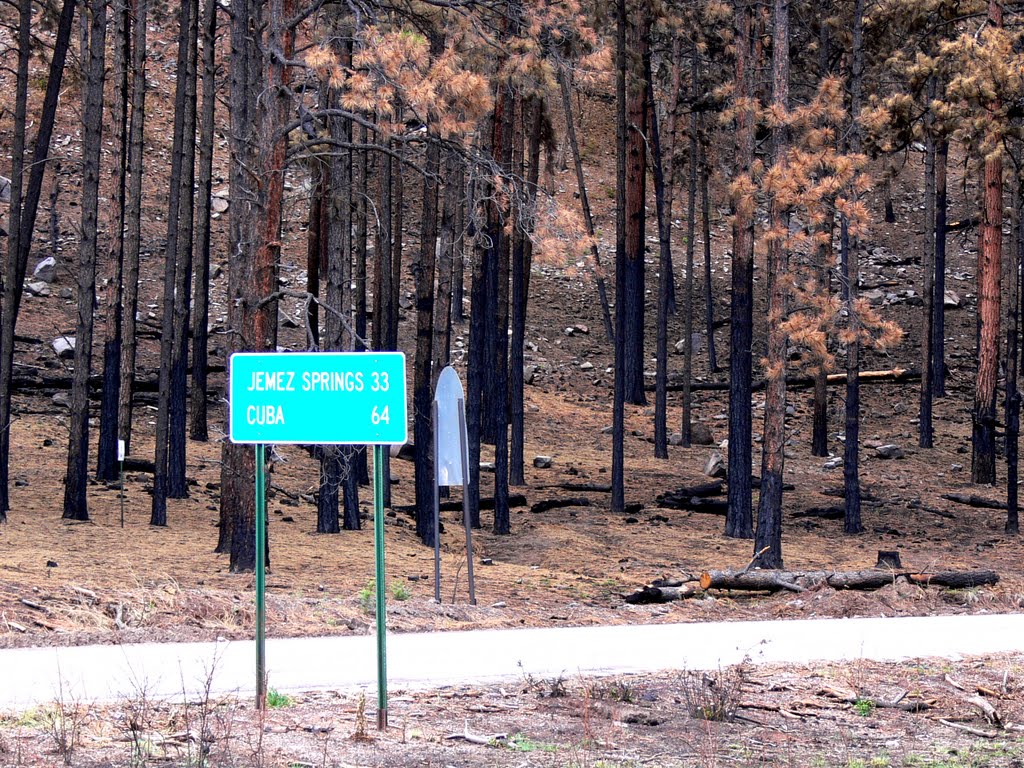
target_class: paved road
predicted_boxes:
[1,614,1022,711]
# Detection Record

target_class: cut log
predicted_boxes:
[123,457,156,473]
[394,494,527,515]
[530,497,592,514]
[791,506,844,520]
[940,493,1006,510]
[906,570,999,588]
[657,480,724,499]
[536,482,612,492]
[655,368,919,392]
[656,484,727,513]
[624,584,698,604]
[826,570,899,590]
[699,570,818,592]
[671,499,729,518]
[697,568,999,593]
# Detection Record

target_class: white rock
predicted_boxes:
[25,282,50,297]
[52,336,75,359]
[33,257,57,282]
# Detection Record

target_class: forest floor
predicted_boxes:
[2,18,1024,764]
[1,653,1023,767]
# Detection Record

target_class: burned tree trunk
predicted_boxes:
[1,0,76,518]
[96,0,130,483]
[118,0,148,455]
[558,66,614,343]
[973,0,1004,485]
[622,1,651,406]
[726,0,756,540]
[413,135,441,546]
[63,0,107,521]
[189,0,219,442]
[753,0,791,570]
[1,0,33,521]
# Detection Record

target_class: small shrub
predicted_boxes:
[854,697,875,717]
[266,688,291,709]
[678,664,746,722]
[357,582,374,612]
[43,699,89,766]
[352,692,370,742]
[519,662,569,698]
[591,677,639,703]
[505,732,557,752]
[389,581,411,601]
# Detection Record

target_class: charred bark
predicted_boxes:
[63,0,106,521]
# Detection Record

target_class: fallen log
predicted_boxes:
[394,494,527,515]
[826,570,899,590]
[657,496,728,515]
[654,368,919,392]
[530,497,592,514]
[657,481,724,501]
[940,493,1006,510]
[906,570,999,588]
[700,568,992,593]
[791,506,844,520]
[700,570,815,592]
[624,584,698,604]
[536,482,612,492]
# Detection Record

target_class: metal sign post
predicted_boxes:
[372,444,388,729]
[229,351,407,725]
[255,444,267,710]
[456,398,476,605]
[117,439,125,529]
[432,366,476,605]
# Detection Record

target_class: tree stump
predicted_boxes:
[876,550,902,569]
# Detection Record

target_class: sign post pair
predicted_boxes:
[229,351,407,728]
[431,365,476,604]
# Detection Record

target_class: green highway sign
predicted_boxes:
[229,352,408,445]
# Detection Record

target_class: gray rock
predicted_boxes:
[875,444,904,459]
[823,457,842,469]
[211,196,229,214]
[600,425,614,435]
[52,336,75,359]
[668,432,684,446]
[33,256,57,283]
[523,365,537,384]
[861,288,885,304]
[944,290,961,308]
[703,451,726,478]
[580,361,594,371]
[690,422,714,445]
[278,311,300,328]
[52,391,71,408]
[0,175,10,204]
[674,332,704,356]
[533,455,553,469]
[892,402,907,414]
[59,287,73,299]
[25,282,50,297]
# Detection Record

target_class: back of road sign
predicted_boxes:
[229,352,408,445]
[433,365,466,486]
